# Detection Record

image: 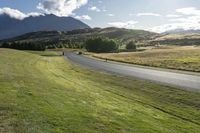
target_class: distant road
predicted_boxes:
[65,52,200,91]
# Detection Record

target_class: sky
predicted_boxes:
[0,0,200,33]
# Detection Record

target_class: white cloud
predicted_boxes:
[149,7,200,33]
[102,9,107,12]
[108,20,138,29]
[149,22,200,33]
[0,7,43,20]
[0,7,26,20]
[88,6,101,12]
[136,13,161,17]
[107,14,115,17]
[166,14,181,18]
[75,15,91,20]
[37,0,88,17]
[176,7,200,16]
[98,0,103,4]
[170,15,200,23]
[27,12,44,17]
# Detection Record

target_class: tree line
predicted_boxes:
[0,37,137,53]
[85,37,137,53]
[1,42,46,51]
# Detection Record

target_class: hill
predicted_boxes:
[163,29,200,34]
[0,27,158,49]
[0,14,90,40]
[0,49,200,132]
[151,33,200,46]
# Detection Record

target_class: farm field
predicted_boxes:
[91,46,200,72]
[0,49,200,133]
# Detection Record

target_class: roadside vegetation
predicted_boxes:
[126,41,137,50]
[0,48,200,132]
[85,37,118,53]
[91,46,200,72]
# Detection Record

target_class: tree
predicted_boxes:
[85,37,118,53]
[126,41,137,50]
[1,41,46,51]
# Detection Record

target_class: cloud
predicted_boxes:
[108,20,138,29]
[98,0,103,4]
[0,7,26,20]
[176,7,200,16]
[27,12,44,17]
[106,14,115,17]
[88,6,101,12]
[136,13,161,17]
[75,15,91,20]
[166,14,181,18]
[37,0,88,16]
[102,9,107,12]
[0,7,43,20]
[148,22,200,33]
[149,7,200,33]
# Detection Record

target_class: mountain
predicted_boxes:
[0,14,90,40]
[162,29,200,34]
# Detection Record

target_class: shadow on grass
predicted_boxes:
[41,55,63,57]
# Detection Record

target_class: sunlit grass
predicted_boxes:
[0,48,200,132]
[91,46,200,72]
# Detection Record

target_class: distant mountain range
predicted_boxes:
[0,14,90,40]
[162,29,200,34]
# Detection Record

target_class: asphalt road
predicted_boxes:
[65,52,200,90]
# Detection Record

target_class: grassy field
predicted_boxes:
[0,48,200,133]
[91,46,200,72]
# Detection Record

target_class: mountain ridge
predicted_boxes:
[0,14,90,40]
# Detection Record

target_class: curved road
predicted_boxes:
[65,52,200,91]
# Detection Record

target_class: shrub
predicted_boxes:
[126,41,137,50]
[85,37,118,53]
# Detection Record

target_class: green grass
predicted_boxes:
[91,46,200,72]
[26,50,63,56]
[0,48,200,133]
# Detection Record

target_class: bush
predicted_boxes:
[126,41,137,50]
[85,37,118,53]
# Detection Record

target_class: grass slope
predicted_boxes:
[0,49,200,133]
[151,33,200,46]
[2,27,157,45]
[91,46,200,72]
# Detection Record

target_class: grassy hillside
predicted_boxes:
[0,49,200,132]
[156,33,200,40]
[1,28,158,48]
[151,33,200,46]
[91,46,200,72]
